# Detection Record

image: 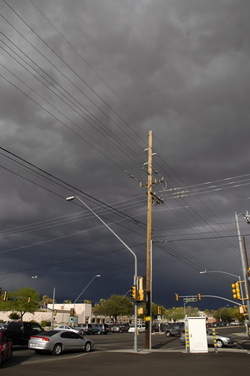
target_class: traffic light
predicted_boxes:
[157,306,162,315]
[232,282,237,299]
[3,290,8,301]
[138,307,143,315]
[130,285,137,300]
[27,297,31,303]
[137,289,144,302]
[175,293,179,301]
[232,281,242,300]
[137,276,144,301]
[239,305,247,314]
[53,310,57,316]
[70,308,75,316]
[197,293,201,301]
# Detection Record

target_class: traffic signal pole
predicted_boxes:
[145,131,153,350]
[235,212,250,334]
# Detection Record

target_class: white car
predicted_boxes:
[128,324,146,333]
[54,325,80,334]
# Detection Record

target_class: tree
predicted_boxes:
[9,312,20,320]
[213,306,244,323]
[41,295,54,307]
[92,295,133,322]
[0,287,40,320]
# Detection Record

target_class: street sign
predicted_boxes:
[183,298,197,302]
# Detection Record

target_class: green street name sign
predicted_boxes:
[183,298,197,302]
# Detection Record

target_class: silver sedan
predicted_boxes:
[179,329,234,348]
[28,330,94,355]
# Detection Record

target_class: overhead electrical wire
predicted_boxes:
[1,4,146,170]
[0,1,246,282]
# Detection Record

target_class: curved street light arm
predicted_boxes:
[66,195,138,352]
[74,275,100,304]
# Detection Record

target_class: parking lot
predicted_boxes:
[1,326,250,375]
[5,327,250,359]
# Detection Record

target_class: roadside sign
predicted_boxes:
[183,298,197,302]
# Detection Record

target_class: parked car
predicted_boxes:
[110,324,129,333]
[179,329,234,348]
[152,324,160,332]
[54,325,80,334]
[4,321,43,345]
[128,324,146,333]
[91,324,110,335]
[0,331,12,367]
[165,322,184,337]
[72,324,93,335]
[28,330,93,355]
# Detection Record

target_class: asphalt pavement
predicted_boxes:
[1,331,250,376]
[2,349,250,376]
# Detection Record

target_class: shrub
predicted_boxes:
[9,312,20,320]
[40,320,50,327]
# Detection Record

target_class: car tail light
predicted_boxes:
[30,336,50,342]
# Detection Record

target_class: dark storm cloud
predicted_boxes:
[1,0,250,309]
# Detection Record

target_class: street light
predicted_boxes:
[199,270,244,305]
[200,270,241,280]
[219,304,229,322]
[31,276,56,329]
[66,195,138,352]
[74,274,101,307]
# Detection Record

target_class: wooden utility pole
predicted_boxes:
[141,131,164,349]
[145,130,153,349]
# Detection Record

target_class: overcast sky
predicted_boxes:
[1,0,250,311]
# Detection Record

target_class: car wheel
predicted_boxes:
[52,343,62,355]
[165,331,171,337]
[7,348,13,359]
[84,341,92,352]
[216,339,224,348]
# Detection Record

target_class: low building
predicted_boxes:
[0,303,92,325]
